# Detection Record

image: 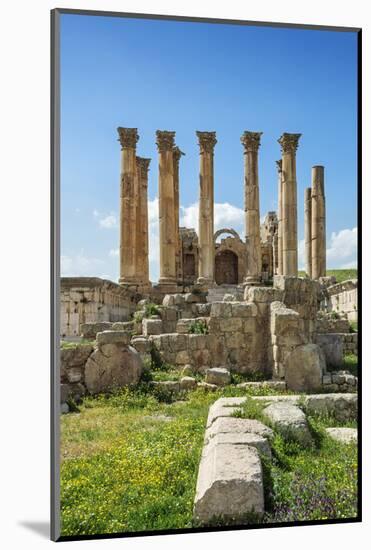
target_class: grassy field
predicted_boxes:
[60,382,358,536]
[298,269,357,283]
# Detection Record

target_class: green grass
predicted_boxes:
[343,354,358,377]
[60,386,358,536]
[60,339,93,350]
[298,269,357,284]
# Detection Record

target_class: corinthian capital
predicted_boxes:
[156,130,176,153]
[240,131,263,153]
[196,131,217,154]
[136,157,151,179]
[278,133,301,154]
[173,146,185,164]
[117,127,139,149]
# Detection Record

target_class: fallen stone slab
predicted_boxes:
[179,376,197,390]
[197,382,218,391]
[193,441,264,525]
[207,431,271,459]
[325,427,357,444]
[263,401,313,446]
[236,381,287,391]
[205,367,231,386]
[85,344,142,394]
[206,416,274,443]
[206,397,247,428]
[304,393,357,422]
[80,321,112,339]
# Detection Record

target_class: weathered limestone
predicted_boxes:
[278,133,301,276]
[241,131,263,285]
[173,146,185,283]
[284,343,325,392]
[276,160,283,275]
[135,157,151,287]
[311,166,326,279]
[197,131,217,286]
[85,332,143,394]
[304,393,357,422]
[263,401,313,446]
[156,130,177,291]
[325,427,357,444]
[304,187,312,278]
[118,127,140,286]
[315,333,343,368]
[205,367,231,386]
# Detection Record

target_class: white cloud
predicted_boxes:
[93,210,118,228]
[326,227,357,268]
[180,202,244,237]
[61,252,105,277]
[109,248,119,257]
[298,227,357,270]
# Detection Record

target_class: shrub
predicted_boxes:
[188,319,208,334]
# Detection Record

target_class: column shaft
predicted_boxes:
[311,166,326,279]
[156,131,177,289]
[276,160,283,275]
[197,131,217,286]
[304,187,312,278]
[117,127,139,285]
[136,157,151,286]
[278,133,301,277]
[241,131,263,285]
[173,147,185,283]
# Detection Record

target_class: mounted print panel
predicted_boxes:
[51,8,361,542]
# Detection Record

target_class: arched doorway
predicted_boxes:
[215,250,238,285]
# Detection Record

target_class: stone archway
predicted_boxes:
[215,250,238,285]
[214,228,241,242]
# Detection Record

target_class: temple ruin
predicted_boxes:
[116,127,326,292]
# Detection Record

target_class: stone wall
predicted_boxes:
[326,280,358,322]
[60,277,138,338]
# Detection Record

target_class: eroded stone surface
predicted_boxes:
[193,441,264,525]
[205,367,231,386]
[85,344,142,394]
[285,343,325,392]
[325,427,357,444]
[263,401,313,446]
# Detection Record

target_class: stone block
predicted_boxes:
[197,382,218,391]
[263,402,313,446]
[193,442,264,525]
[176,319,194,333]
[325,427,357,444]
[111,321,134,332]
[142,318,163,336]
[316,333,343,368]
[284,343,325,392]
[85,345,142,394]
[210,302,232,318]
[188,334,207,350]
[96,330,131,347]
[231,302,258,318]
[219,317,242,332]
[179,376,197,390]
[205,367,231,386]
[304,394,357,422]
[175,350,191,365]
[80,321,112,339]
[192,349,211,370]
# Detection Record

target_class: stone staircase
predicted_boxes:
[206,284,244,303]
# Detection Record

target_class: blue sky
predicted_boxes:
[60,13,358,282]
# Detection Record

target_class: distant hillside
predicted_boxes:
[298,269,357,284]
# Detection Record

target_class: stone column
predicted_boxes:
[311,165,326,279]
[117,127,139,286]
[278,133,301,277]
[276,160,283,276]
[241,131,263,285]
[196,131,217,286]
[136,157,151,287]
[156,130,177,291]
[173,146,185,283]
[304,187,312,278]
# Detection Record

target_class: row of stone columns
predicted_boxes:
[304,166,326,279]
[117,127,150,289]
